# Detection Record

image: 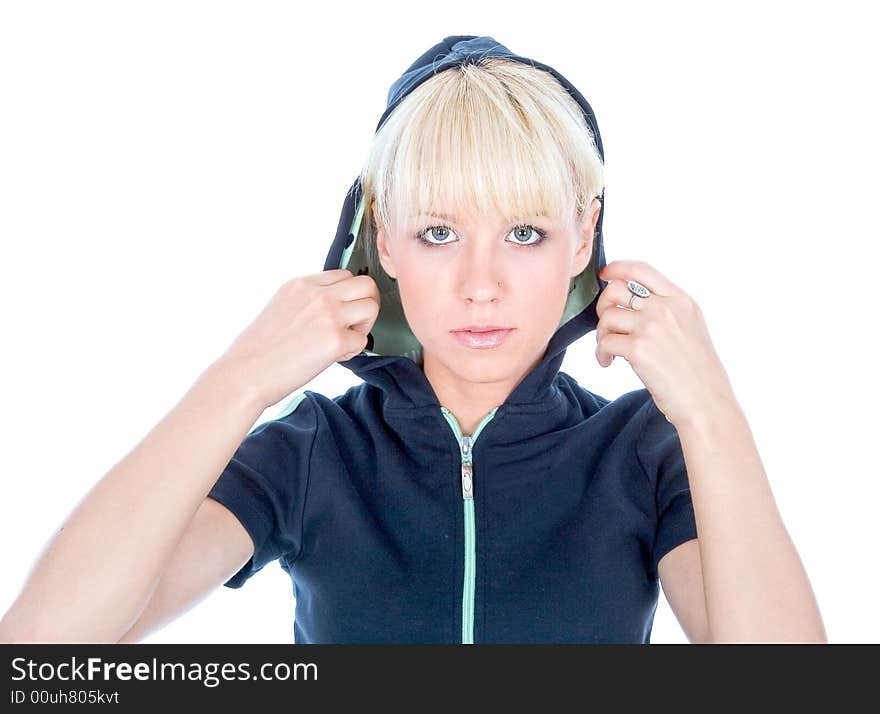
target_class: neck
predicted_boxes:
[422,349,543,436]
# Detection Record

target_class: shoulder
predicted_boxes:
[307,381,381,423]
[282,383,386,454]
[255,382,378,427]
[556,371,659,427]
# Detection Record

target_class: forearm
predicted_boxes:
[677,396,827,643]
[0,359,266,643]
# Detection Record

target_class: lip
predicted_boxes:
[453,324,511,332]
[450,327,516,349]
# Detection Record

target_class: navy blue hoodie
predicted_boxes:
[207,35,699,644]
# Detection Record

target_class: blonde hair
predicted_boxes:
[357,56,605,278]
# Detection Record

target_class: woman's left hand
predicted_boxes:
[595,260,736,428]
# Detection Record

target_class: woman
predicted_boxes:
[0,35,826,644]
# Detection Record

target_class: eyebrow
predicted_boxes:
[417,210,552,223]
[418,211,458,221]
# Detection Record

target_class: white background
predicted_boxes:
[1,1,876,644]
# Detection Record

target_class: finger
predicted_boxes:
[597,304,640,340]
[595,306,639,365]
[334,273,380,303]
[314,268,355,286]
[596,278,655,318]
[341,295,380,334]
[599,260,678,297]
[596,330,633,368]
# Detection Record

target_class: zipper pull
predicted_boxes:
[461,435,473,500]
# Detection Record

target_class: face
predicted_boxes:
[373,197,602,397]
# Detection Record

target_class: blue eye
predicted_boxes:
[413,223,549,248]
[415,225,456,245]
[508,224,548,246]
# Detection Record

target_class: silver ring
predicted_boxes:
[626,280,651,309]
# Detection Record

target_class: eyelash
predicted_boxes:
[413,223,549,249]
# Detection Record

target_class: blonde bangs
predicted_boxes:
[358,56,605,271]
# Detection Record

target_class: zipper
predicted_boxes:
[440,406,498,644]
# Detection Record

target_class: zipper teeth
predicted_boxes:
[441,406,498,645]
[463,499,475,643]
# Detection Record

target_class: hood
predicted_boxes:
[323,35,608,410]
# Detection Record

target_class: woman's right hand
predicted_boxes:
[214,269,380,410]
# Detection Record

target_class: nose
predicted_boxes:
[459,247,505,304]
[464,285,502,304]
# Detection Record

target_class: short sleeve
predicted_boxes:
[636,397,699,579]
[207,391,317,589]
